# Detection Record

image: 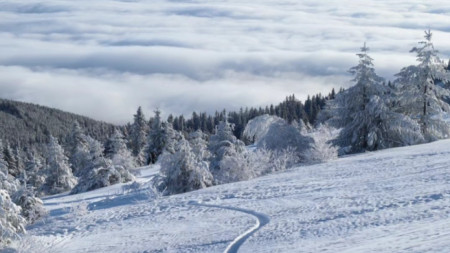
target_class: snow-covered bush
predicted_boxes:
[70,165,135,194]
[217,150,254,183]
[12,187,47,225]
[302,124,339,163]
[246,147,298,176]
[41,136,77,195]
[160,137,213,195]
[244,115,313,155]
[0,189,26,247]
[209,121,249,184]
[243,115,285,144]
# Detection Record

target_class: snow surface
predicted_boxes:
[12,140,450,252]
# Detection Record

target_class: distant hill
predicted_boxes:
[0,98,118,149]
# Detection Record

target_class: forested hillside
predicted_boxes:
[0,98,117,148]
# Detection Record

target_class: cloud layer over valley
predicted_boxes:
[1,0,449,123]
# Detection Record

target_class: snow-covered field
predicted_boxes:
[13,140,450,252]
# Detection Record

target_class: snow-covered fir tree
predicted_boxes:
[329,43,386,151]
[0,141,19,195]
[87,137,111,172]
[394,30,450,141]
[24,150,45,191]
[188,130,211,162]
[105,129,136,171]
[68,121,90,176]
[321,43,424,153]
[208,121,250,183]
[41,136,77,195]
[129,107,148,165]
[3,142,20,178]
[0,140,8,177]
[146,109,165,164]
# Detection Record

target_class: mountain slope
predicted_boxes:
[12,140,450,252]
[0,98,117,148]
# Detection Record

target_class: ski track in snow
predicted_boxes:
[188,201,270,253]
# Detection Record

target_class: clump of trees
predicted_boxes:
[320,30,450,154]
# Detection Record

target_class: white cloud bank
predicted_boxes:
[0,0,449,123]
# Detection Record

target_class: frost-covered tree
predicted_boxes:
[87,137,111,171]
[41,136,77,195]
[68,121,90,175]
[146,109,165,164]
[0,189,26,247]
[160,137,213,195]
[302,124,339,163]
[0,140,8,176]
[321,43,424,153]
[208,121,249,183]
[328,43,386,150]
[209,121,245,169]
[394,30,450,141]
[3,142,20,178]
[0,143,19,196]
[24,151,45,191]
[71,135,135,194]
[105,129,136,171]
[129,107,148,165]
[12,187,47,225]
[188,130,211,162]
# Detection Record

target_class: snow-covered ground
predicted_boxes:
[12,140,450,252]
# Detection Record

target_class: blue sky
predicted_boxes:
[0,0,449,123]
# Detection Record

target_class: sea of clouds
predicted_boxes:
[0,0,449,123]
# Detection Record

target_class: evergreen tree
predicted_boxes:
[4,142,19,178]
[394,30,450,140]
[68,121,90,175]
[24,150,45,191]
[41,136,77,195]
[0,140,8,176]
[106,129,136,171]
[208,121,248,183]
[324,43,424,153]
[129,107,148,165]
[146,109,166,164]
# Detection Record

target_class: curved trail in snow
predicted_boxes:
[188,201,270,253]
